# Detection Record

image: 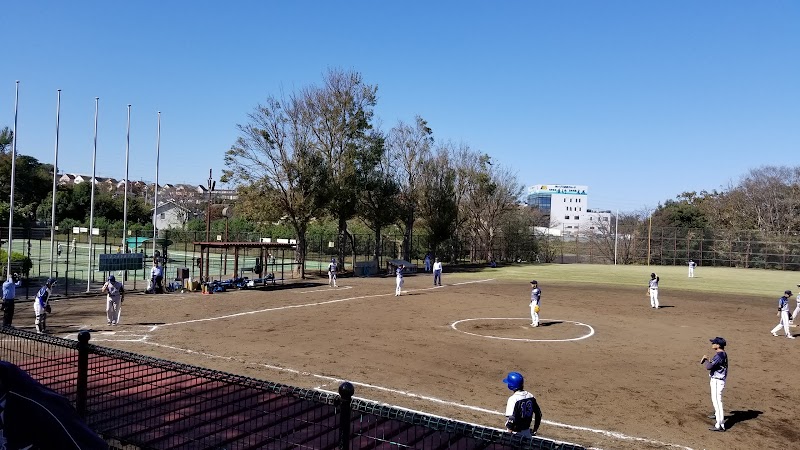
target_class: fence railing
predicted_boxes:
[0,327,582,450]
[4,225,799,300]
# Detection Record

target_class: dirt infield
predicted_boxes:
[37,270,800,450]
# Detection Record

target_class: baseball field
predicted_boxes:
[32,263,800,450]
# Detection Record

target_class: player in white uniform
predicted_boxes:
[790,285,800,327]
[688,260,696,277]
[529,280,541,327]
[327,258,337,287]
[771,290,795,338]
[34,278,55,334]
[395,265,404,296]
[502,371,541,437]
[648,273,660,309]
[102,275,125,325]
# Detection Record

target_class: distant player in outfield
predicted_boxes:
[327,258,338,287]
[530,280,541,327]
[501,371,542,437]
[688,260,696,278]
[771,290,795,339]
[395,264,404,296]
[648,273,660,309]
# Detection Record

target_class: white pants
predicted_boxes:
[791,304,800,325]
[530,302,539,327]
[328,271,337,287]
[395,277,403,296]
[33,302,47,333]
[106,296,121,324]
[710,378,725,429]
[688,268,694,277]
[772,311,791,336]
[649,288,659,308]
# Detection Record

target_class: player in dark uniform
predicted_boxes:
[502,371,542,437]
[701,337,728,432]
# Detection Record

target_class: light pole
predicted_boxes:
[204,169,215,281]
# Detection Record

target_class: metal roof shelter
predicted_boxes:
[192,241,297,283]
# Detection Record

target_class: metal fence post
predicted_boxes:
[338,381,354,450]
[77,330,90,418]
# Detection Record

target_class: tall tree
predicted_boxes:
[387,116,433,261]
[356,130,401,266]
[418,146,458,258]
[0,127,12,154]
[306,68,380,269]
[224,93,328,279]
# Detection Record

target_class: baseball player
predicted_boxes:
[327,258,338,287]
[688,260,696,278]
[433,258,443,286]
[771,290,795,339]
[790,285,800,327]
[502,371,542,437]
[395,264,404,296]
[102,275,125,326]
[648,273,660,309]
[530,280,541,327]
[701,337,728,432]
[2,272,22,327]
[34,278,56,334]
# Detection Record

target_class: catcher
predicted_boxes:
[530,280,542,327]
[34,278,56,334]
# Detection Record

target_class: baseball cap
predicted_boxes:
[108,275,116,282]
[530,280,538,284]
[786,290,793,296]
[46,277,56,285]
[710,337,726,347]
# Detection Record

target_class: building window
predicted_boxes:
[565,215,570,220]
[589,217,593,221]
[574,216,579,220]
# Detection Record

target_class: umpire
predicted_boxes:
[1,272,22,327]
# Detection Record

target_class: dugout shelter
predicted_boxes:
[193,241,297,285]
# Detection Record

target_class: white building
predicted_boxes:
[152,201,192,230]
[527,184,611,233]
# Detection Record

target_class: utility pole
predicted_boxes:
[204,169,214,281]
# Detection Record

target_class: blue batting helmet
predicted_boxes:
[108,275,116,282]
[46,277,56,286]
[503,372,524,391]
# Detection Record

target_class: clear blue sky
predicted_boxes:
[2,1,798,213]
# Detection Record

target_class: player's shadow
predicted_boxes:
[538,321,562,327]
[724,410,762,429]
[657,305,675,309]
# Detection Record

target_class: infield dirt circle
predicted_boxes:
[42,270,799,450]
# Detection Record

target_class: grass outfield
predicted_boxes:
[470,263,798,298]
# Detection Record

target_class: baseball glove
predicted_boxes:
[45,304,52,314]
[534,305,540,313]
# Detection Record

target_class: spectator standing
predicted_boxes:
[150,261,164,294]
[2,273,22,327]
[501,371,542,437]
[433,258,443,286]
[102,275,124,326]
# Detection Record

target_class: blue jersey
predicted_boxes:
[530,288,541,305]
[35,286,51,308]
[2,278,21,301]
[704,351,728,381]
[778,296,790,312]
[396,267,404,279]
